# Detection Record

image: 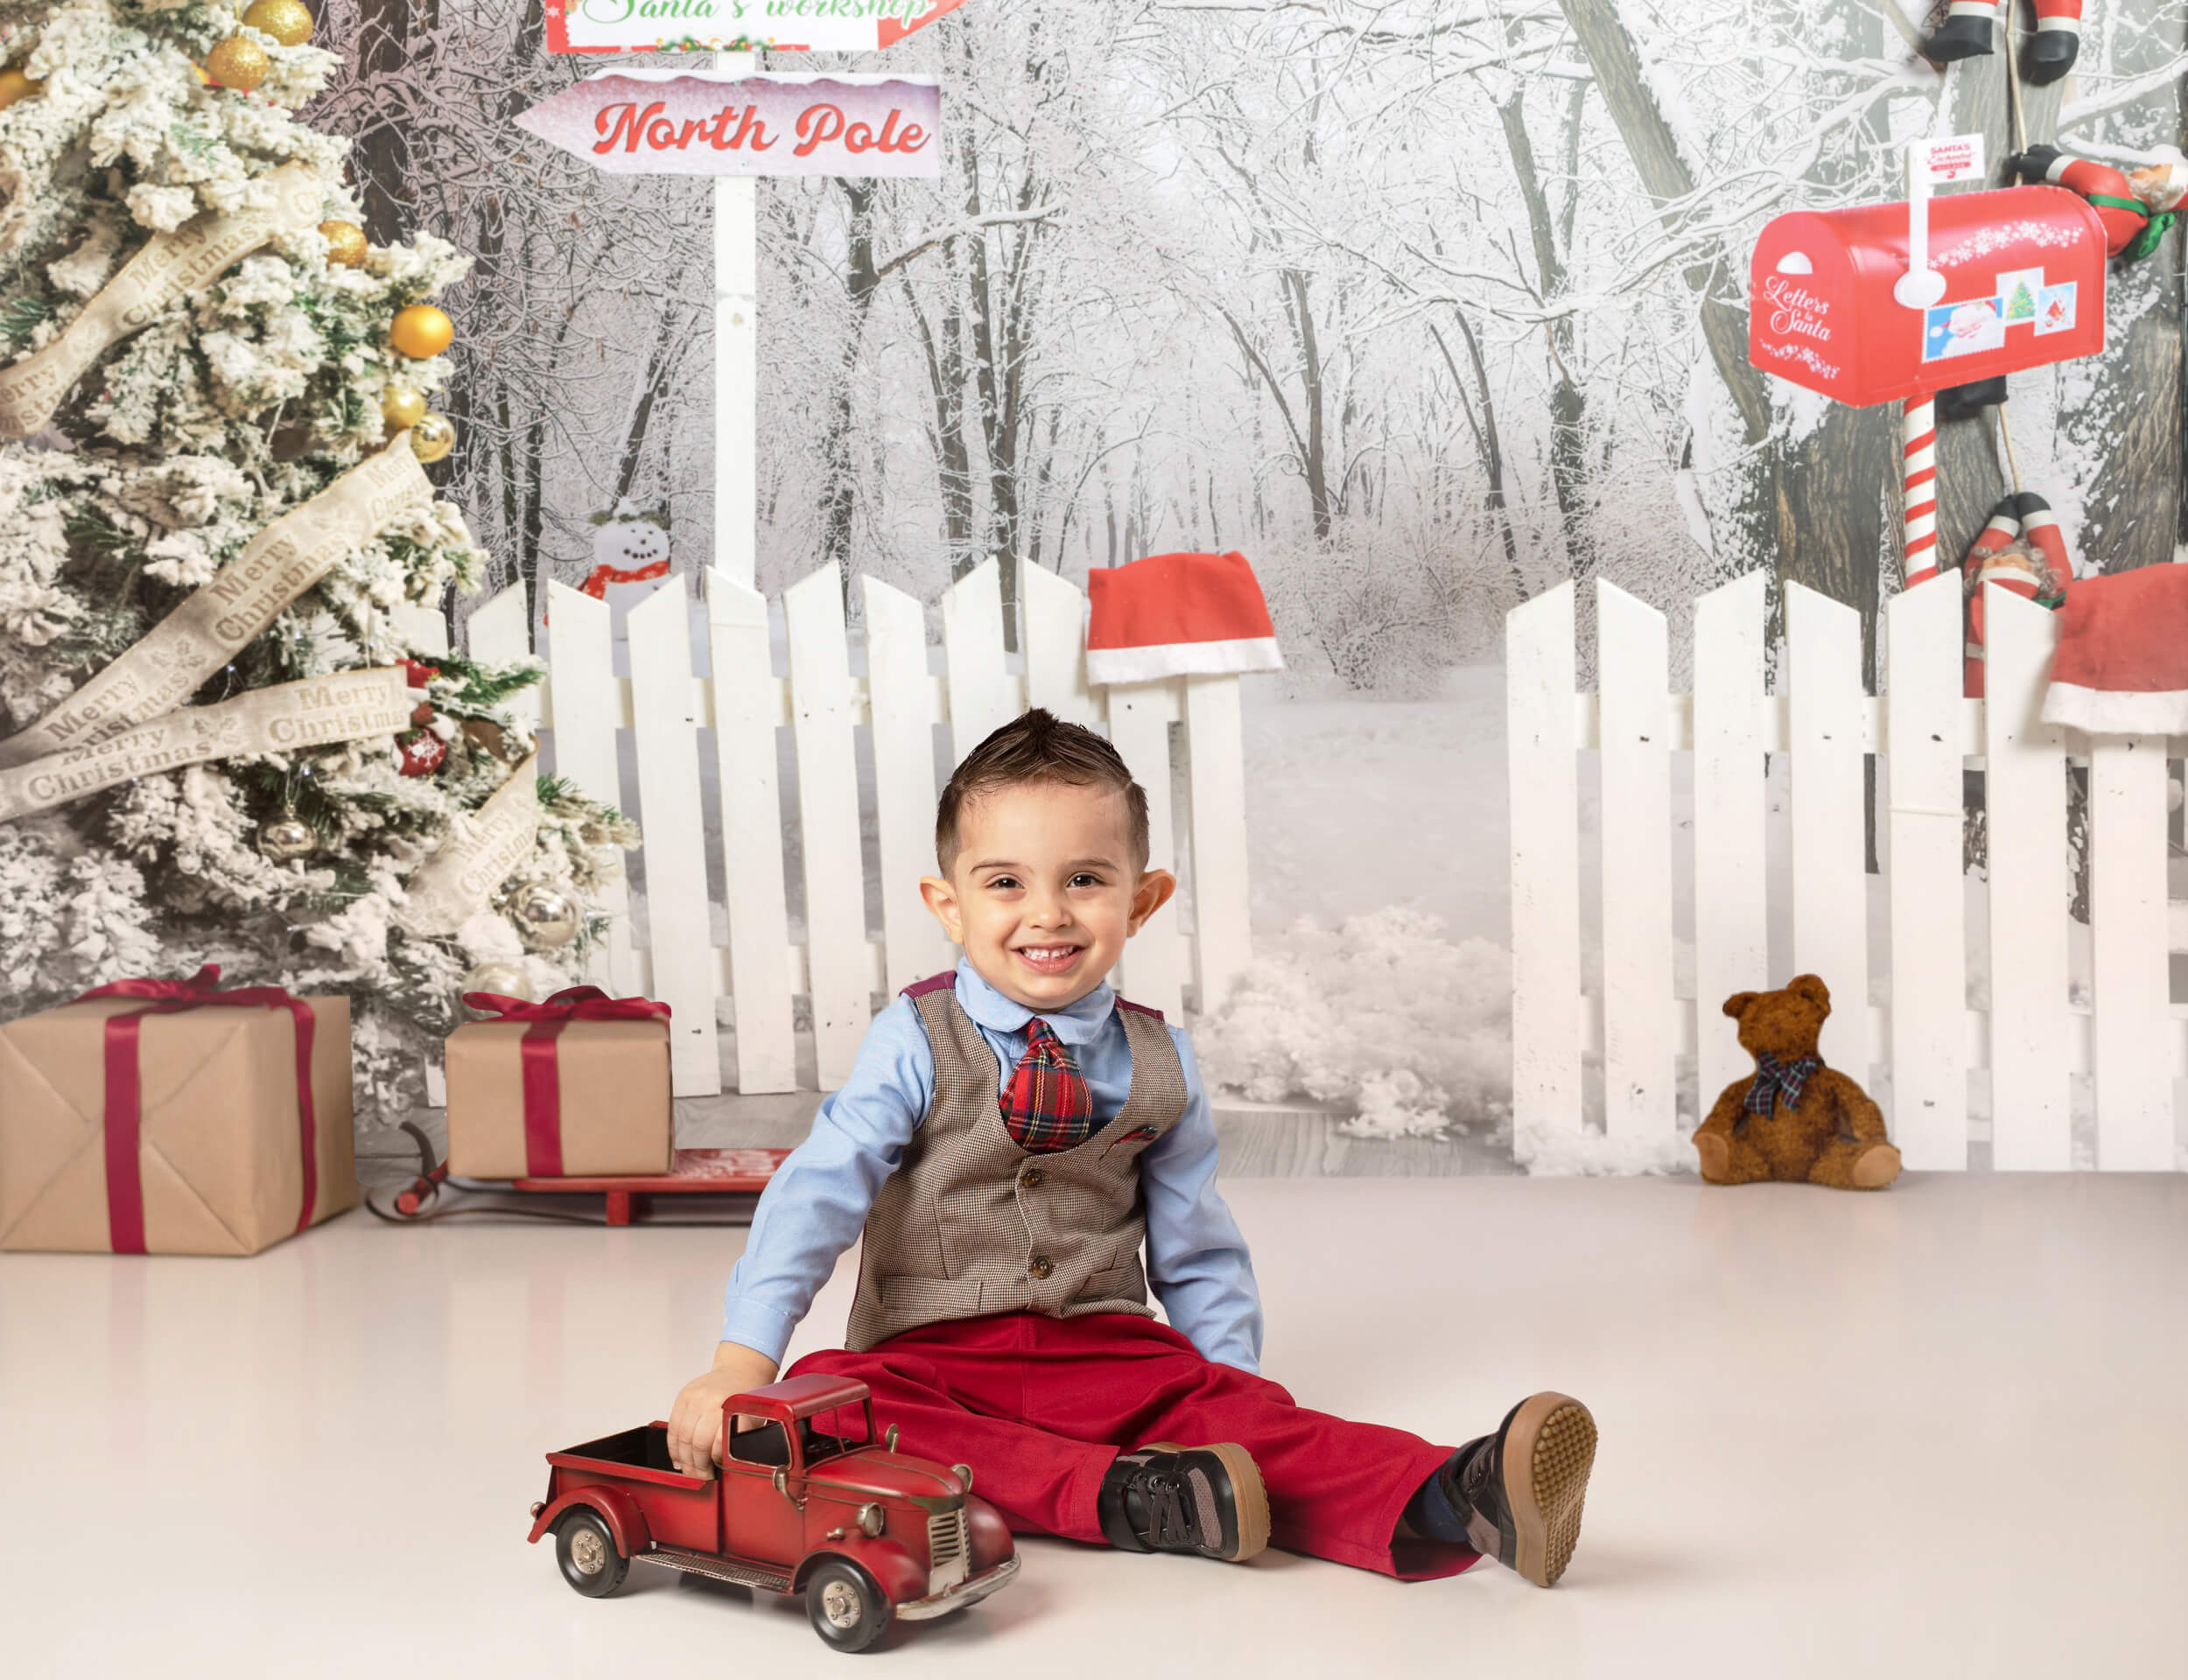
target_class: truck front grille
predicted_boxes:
[927,1507,969,1593]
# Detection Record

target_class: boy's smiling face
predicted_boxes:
[920,779,1175,1013]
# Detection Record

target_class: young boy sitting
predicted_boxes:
[667,710,1596,1586]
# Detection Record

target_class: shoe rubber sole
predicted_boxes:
[1498,1394,1596,1587]
[1144,1440,1271,1562]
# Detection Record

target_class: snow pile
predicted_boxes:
[1517,1111,1693,1178]
[1195,908,1511,1139]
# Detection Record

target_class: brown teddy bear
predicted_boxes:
[1694,976,1901,1190]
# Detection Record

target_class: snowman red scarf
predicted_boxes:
[1084,550,1285,686]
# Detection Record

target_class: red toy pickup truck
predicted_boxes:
[528,1375,1019,1652]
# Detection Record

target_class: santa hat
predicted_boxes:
[1084,550,1285,687]
[2043,564,2188,734]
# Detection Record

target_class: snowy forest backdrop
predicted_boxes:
[303,0,2188,1150]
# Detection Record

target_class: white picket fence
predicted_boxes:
[399,558,1253,1098]
[1509,571,2184,1173]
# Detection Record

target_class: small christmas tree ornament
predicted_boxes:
[256,809,316,863]
[0,66,44,109]
[396,729,447,777]
[508,881,579,949]
[205,36,271,92]
[409,412,456,464]
[381,385,428,431]
[389,304,454,359]
[319,220,368,268]
[460,962,533,1012]
[242,0,316,47]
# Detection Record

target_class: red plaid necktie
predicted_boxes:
[1000,1018,1096,1153]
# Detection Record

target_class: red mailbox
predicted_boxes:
[1750,186,2107,406]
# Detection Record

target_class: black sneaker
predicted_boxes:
[1098,1441,1269,1562]
[1445,1393,1597,1587]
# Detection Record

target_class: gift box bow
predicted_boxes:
[74,965,321,1254]
[458,987,670,1177]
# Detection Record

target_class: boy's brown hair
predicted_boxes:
[935,709,1150,872]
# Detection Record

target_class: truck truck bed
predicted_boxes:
[547,1424,722,1553]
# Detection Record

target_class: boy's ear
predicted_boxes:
[1127,868,1177,935]
[919,873,964,943]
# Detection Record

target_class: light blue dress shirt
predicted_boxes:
[722,957,1264,1373]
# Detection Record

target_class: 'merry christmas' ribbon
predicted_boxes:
[74,967,319,1255]
[0,667,413,822]
[460,987,672,1176]
[396,757,543,938]
[0,164,326,440]
[0,436,435,770]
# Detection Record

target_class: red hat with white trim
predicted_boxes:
[1083,550,1285,687]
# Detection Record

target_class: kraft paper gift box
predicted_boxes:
[0,979,358,1256]
[444,997,673,1180]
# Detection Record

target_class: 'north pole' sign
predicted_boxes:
[545,0,965,54]
[517,71,939,177]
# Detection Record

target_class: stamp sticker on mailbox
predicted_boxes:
[2032,282,2078,337]
[1923,297,2005,361]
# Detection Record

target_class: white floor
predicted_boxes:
[4,1173,2184,1678]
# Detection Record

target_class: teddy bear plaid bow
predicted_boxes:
[1000,1018,1096,1152]
[1745,1052,1822,1116]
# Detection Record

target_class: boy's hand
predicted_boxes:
[668,1341,781,1478]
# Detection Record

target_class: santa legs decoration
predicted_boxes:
[2027,0,2083,86]
[2013,145,2188,262]
[1923,2,2079,83]
[1923,0,1996,63]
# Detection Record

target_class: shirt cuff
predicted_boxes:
[719,1297,798,1368]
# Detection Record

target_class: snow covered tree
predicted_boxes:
[0,0,633,1124]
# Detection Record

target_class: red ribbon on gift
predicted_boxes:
[459,986,672,1177]
[74,966,319,1256]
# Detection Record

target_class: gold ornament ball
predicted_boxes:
[389,304,454,360]
[242,0,316,47]
[0,67,44,110]
[319,220,367,268]
[256,812,315,863]
[508,881,579,950]
[409,412,456,464]
[380,385,428,432]
[460,962,533,1013]
[205,36,270,92]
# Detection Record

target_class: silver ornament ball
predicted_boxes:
[460,962,533,1013]
[256,812,315,863]
[508,881,579,949]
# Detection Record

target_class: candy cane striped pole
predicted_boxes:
[1904,396,1939,585]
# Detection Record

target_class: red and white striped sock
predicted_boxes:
[2027,0,2082,86]
[1925,0,1997,62]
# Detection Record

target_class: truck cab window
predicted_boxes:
[727,1418,790,1466]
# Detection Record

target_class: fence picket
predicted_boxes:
[943,560,1015,762]
[1982,589,2070,1169]
[1184,676,1253,1016]
[1022,564,1099,728]
[1507,583,1582,1157]
[1786,584,1868,1075]
[2088,732,2173,1170]
[625,578,721,1096]
[389,601,449,657]
[466,584,540,732]
[1595,581,1674,1144]
[1885,575,1967,1168]
[785,564,872,1088]
[1692,570,1769,1123]
[706,570,796,1094]
[541,582,642,997]
[1106,683,1184,1018]
[863,576,952,998]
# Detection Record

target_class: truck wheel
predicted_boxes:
[555,1510,629,1599]
[804,1558,888,1653]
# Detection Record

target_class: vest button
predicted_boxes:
[1020,1168,1044,1189]
[1027,1255,1054,1280]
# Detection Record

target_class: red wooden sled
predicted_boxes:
[368,1122,787,1227]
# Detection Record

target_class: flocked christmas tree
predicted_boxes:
[0,0,635,1120]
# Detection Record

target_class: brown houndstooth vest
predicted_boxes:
[843,972,1190,1353]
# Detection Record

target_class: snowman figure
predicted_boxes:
[585,500,671,594]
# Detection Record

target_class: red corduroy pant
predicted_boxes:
[786,1310,1478,1580]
